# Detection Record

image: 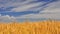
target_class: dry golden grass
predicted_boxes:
[0,20,60,34]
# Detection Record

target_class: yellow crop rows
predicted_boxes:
[0,20,60,34]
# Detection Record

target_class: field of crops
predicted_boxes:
[0,20,60,34]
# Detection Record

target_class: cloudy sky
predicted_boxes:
[0,0,60,22]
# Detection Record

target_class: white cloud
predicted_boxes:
[0,14,16,22]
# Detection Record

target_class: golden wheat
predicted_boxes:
[0,20,60,34]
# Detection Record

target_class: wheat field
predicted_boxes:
[0,20,60,34]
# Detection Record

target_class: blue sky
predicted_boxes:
[0,0,60,22]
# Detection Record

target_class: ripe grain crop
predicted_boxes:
[0,20,60,34]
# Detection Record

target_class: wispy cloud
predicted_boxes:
[0,0,56,12]
[0,0,60,22]
[15,0,60,20]
[11,0,56,12]
[11,2,44,12]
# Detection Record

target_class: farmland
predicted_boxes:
[0,20,60,34]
